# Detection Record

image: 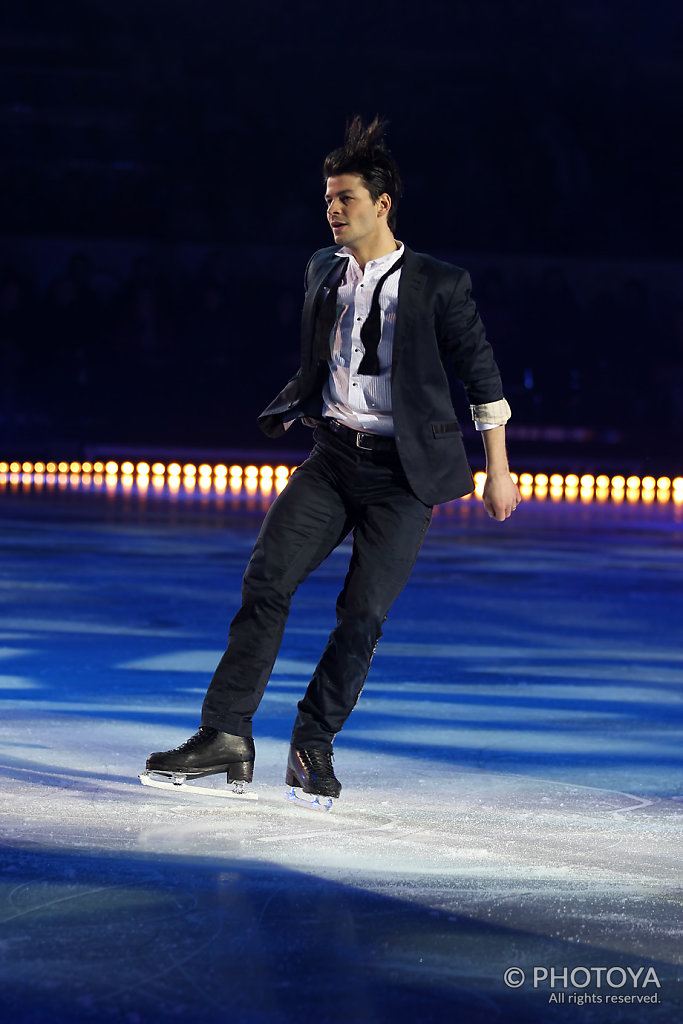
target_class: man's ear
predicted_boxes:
[376,193,392,220]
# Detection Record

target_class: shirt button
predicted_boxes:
[356,317,362,322]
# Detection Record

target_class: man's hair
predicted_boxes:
[323,115,403,232]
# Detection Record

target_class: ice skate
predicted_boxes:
[285,747,341,811]
[140,727,258,801]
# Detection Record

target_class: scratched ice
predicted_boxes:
[0,482,681,1023]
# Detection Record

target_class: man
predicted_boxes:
[145,117,520,802]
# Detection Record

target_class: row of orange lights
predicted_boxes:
[0,460,293,480]
[1,462,682,500]
[475,471,683,492]
[471,471,683,504]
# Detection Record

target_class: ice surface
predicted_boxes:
[0,482,681,1023]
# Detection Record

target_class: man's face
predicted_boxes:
[325,174,388,250]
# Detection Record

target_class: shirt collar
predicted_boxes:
[335,242,404,275]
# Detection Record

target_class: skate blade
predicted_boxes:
[285,786,333,812]
[139,773,258,801]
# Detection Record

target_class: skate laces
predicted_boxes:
[174,727,214,752]
[300,749,335,778]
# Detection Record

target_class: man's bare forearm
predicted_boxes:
[480,426,520,521]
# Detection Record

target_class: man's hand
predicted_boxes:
[479,424,520,521]
[482,471,521,521]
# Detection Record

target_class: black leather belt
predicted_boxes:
[324,419,398,452]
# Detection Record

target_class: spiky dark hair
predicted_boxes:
[323,115,403,232]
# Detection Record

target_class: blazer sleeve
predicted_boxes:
[436,269,504,407]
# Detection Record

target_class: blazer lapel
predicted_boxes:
[300,248,341,364]
[393,247,426,365]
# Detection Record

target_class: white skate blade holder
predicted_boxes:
[285,786,334,812]
[139,772,258,801]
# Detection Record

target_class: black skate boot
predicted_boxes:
[145,727,255,788]
[285,747,341,810]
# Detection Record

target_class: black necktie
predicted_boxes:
[315,253,404,375]
[358,253,404,375]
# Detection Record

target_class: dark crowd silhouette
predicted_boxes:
[1,247,681,463]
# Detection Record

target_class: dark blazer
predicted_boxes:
[258,245,505,505]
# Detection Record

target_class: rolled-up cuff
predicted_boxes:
[470,397,511,427]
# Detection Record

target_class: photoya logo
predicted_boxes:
[503,965,662,990]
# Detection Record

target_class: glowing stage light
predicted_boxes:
[182,463,197,477]
[57,462,69,473]
[22,461,33,473]
[580,474,595,488]
[596,475,610,489]
[214,464,228,479]
[275,478,288,493]
[565,474,579,488]
[230,465,243,478]
[642,476,656,491]
[167,463,181,476]
[519,473,534,487]
[120,461,134,475]
[198,464,212,478]
[673,477,683,492]
[611,475,625,489]
[245,476,258,491]
[0,462,8,473]
[549,473,564,487]
[105,473,118,488]
[657,477,671,490]
[34,462,45,473]
[260,465,274,479]
[136,462,150,476]
[509,471,519,484]
[152,474,165,489]
[93,461,104,473]
[152,462,165,475]
[199,476,212,491]
[245,465,259,479]
[70,461,81,473]
[105,461,118,475]
[626,475,641,490]
[82,461,93,473]
[46,461,57,473]
[534,473,549,487]
[275,466,289,480]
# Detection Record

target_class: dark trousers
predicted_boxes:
[200,428,433,749]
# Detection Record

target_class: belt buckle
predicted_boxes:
[355,431,373,451]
